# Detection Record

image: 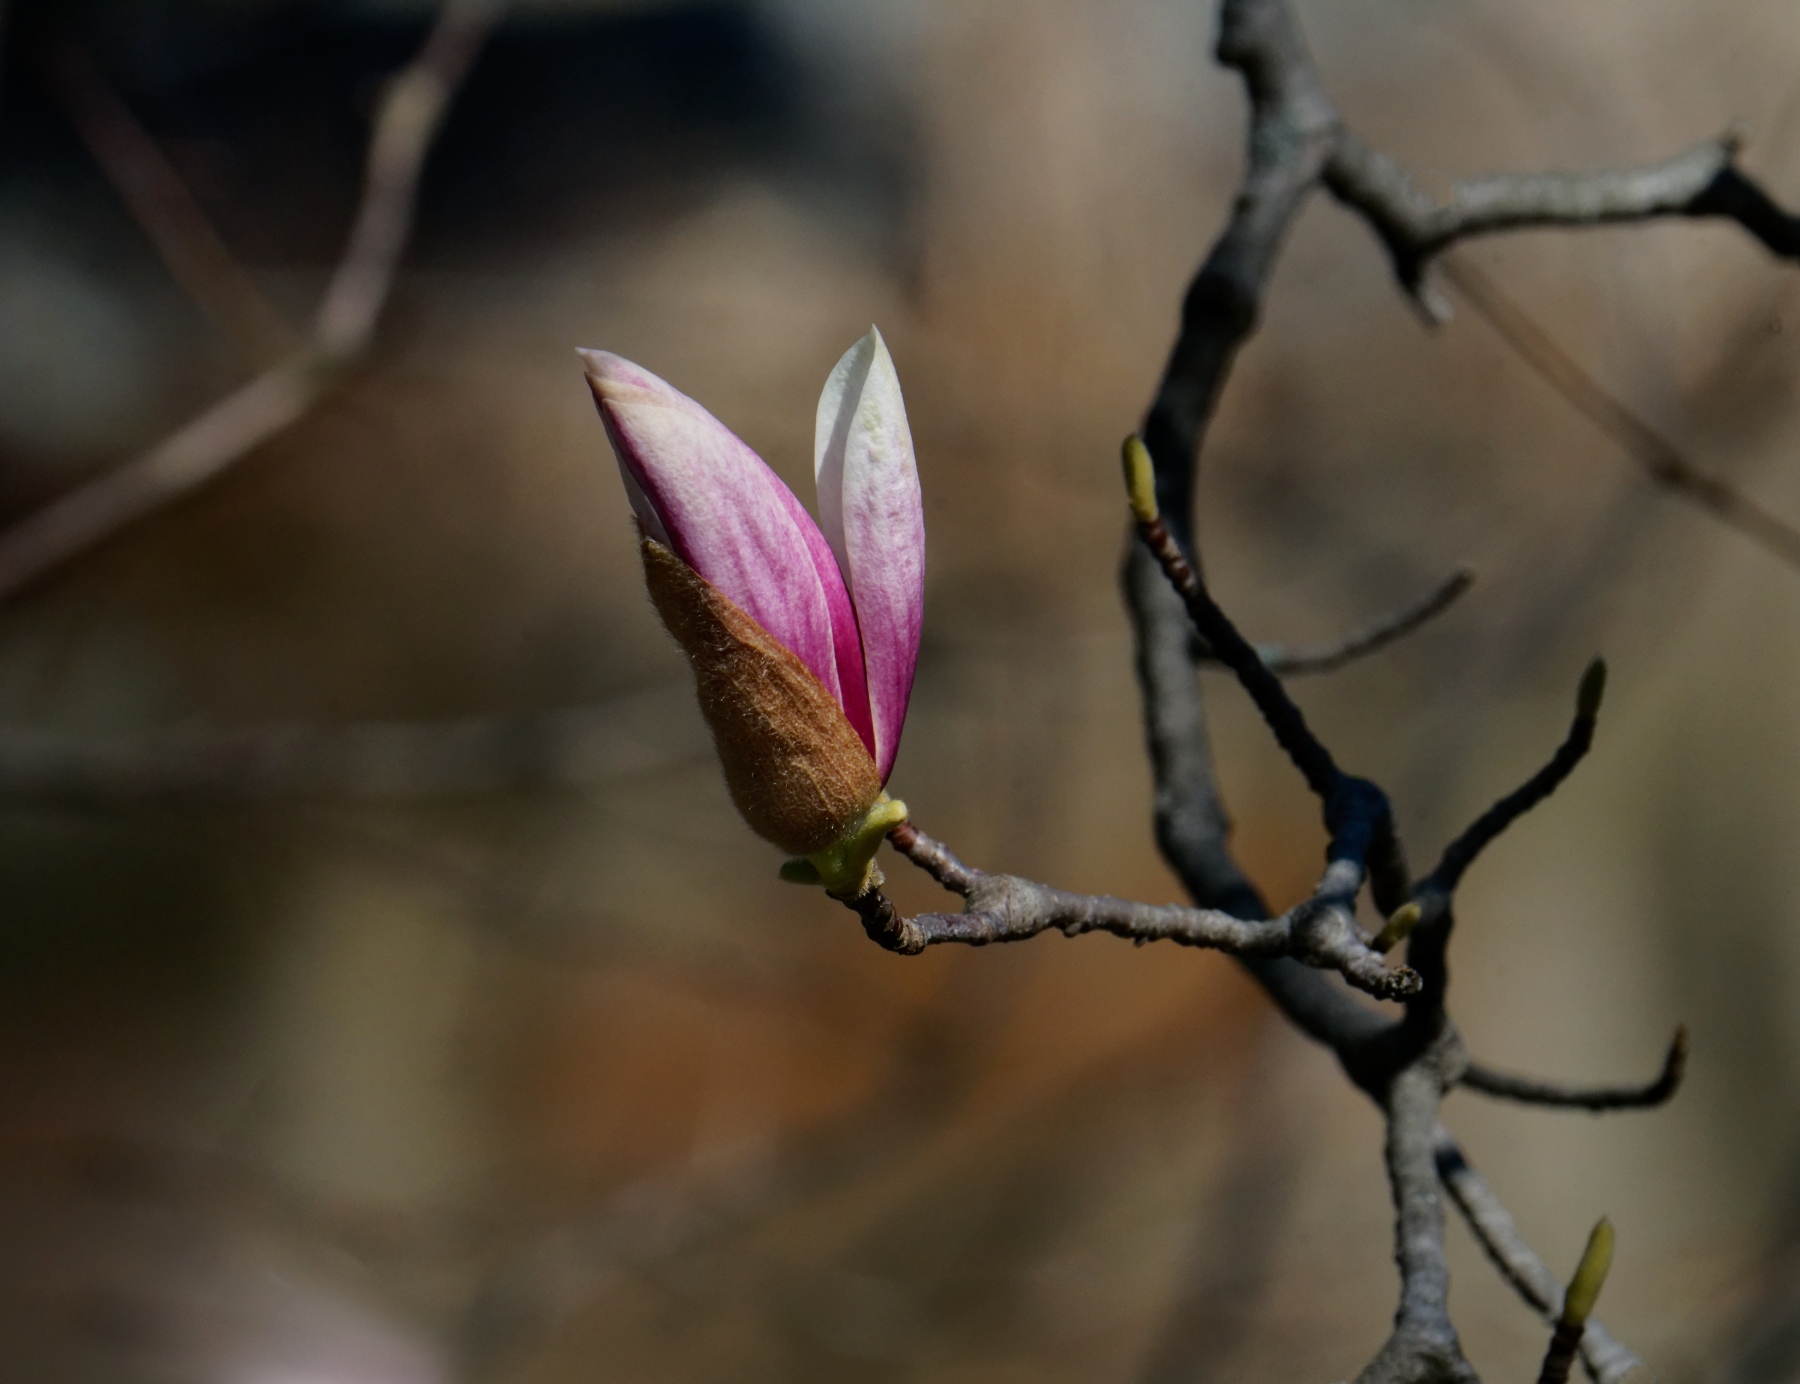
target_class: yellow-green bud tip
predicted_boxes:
[1561,1217,1614,1326]
[1121,436,1159,524]
[1577,658,1607,720]
[1370,901,1423,954]
[801,795,910,899]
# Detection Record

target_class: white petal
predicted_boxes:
[812,327,924,781]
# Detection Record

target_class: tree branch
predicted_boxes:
[46,37,298,368]
[1325,132,1748,301]
[1111,0,1716,1377]
[1426,659,1604,894]
[1134,496,1342,796]
[1131,459,1415,917]
[1461,1027,1686,1113]
[0,0,503,605]
[1359,1064,1474,1384]
[1434,1130,1643,1384]
[868,824,1419,999]
[1439,254,1800,573]
[1243,567,1474,677]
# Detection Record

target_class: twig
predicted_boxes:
[1128,438,1413,915]
[886,820,978,892]
[1688,165,1800,259]
[1434,1130,1642,1384]
[1134,497,1342,797]
[313,2,498,358]
[46,38,298,368]
[874,824,1419,999]
[1461,1027,1686,1113]
[0,0,503,605]
[1326,132,1746,299]
[1245,567,1474,677]
[1426,659,1605,893]
[1440,254,1800,573]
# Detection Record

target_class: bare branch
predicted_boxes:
[871,825,1420,999]
[887,820,979,893]
[1440,255,1800,573]
[1244,567,1474,677]
[1326,132,1745,296]
[313,2,499,358]
[1461,1027,1686,1113]
[1132,485,1414,916]
[46,38,298,367]
[1117,3,1686,1379]
[1434,1130,1643,1384]
[1135,503,1342,797]
[1124,0,1340,938]
[1359,1066,1475,1384]
[1426,659,1604,893]
[0,0,503,605]
[1688,165,1800,259]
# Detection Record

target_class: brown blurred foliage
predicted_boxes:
[1,1,1799,1381]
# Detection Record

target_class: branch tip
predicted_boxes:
[1460,1020,1687,1112]
[1577,657,1607,721]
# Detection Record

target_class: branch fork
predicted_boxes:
[855,0,1758,1377]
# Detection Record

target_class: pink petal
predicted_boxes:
[583,349,869,743]
[814,327,924,782]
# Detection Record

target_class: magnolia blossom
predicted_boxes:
[581,328,924,895]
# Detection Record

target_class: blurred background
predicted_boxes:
[0,0,1797,1380]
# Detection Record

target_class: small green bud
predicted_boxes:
[1371,901,1423,954]
[1561,1217,1614,1326]
[1121,436,1160,524]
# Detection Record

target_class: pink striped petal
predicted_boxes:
[814,327,924,783]
[583,349,868,739]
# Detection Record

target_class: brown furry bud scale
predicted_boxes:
[640,537,883,856]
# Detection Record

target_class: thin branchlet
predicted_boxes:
[1440,255,1800,573]
[1427,660,1605,893]
[1461,1026,1687,1112]
[1434,1130,1643,1384]
[874,824,1420,999]
[0,0,504,606]
[1245,568,1474,677]
[834,0,1777,1378]
[1133,506,1341,797]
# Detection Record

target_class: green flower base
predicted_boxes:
[779,794,909,898]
